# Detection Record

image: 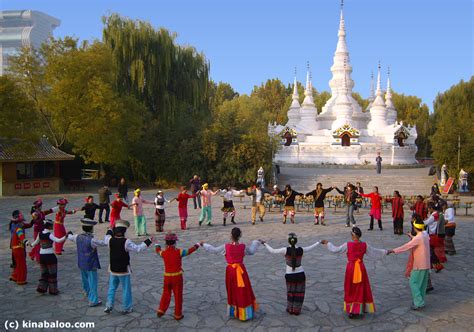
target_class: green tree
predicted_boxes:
[251,79,289,124]
[392,92,432,157]
[430,77,474,175]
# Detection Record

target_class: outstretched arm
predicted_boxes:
[181,244,200,257]
[366,244,388,259]
[326,242,348,254]
[245,240,261,255]
[263,243,286,254]
[302,241,320,252]
[125,238,152,253]
[202,243,225,254]
[335,188,344,195]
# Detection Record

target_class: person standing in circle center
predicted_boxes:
[202,227,261,321]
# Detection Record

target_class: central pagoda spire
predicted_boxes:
[329,0,354,96]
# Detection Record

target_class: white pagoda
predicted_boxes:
[270,3,418,166]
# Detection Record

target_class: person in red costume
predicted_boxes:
[110,194,130,228]
[10,210,30,285]
[321,227,388,319]
[53,198,77,255]
[358,187,383,231]
[175,187,196,230]
[29,198,56,263]
[155,232,200,320]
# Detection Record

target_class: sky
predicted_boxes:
[2,0,473,110]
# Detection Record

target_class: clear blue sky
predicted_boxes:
[2,0,473,110]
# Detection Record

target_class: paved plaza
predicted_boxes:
[1,189,474,331]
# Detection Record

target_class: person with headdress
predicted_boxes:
[110,194,130,229]
[246,184,271,225]
[388,214,430,310]
[336,184,358,227]
[9,210,30,285]
[29,198,57,263]
[221,186,245,226]
[154,190,173,232]
[321,227,388,319]
[306,183,334,225]
[175,186,197,230]
[67,219,109,307]
[359,186,383,231]
[198,183,220,226]
[202,227,261,321]
[155,232,200,320]
[103,220,153,314]
[53,198,77,255]
[260,233,320,315]
[80,195,100,220]
[385,190,405,235]
[29,219,67,295]
[443,202,456,255]
[131,188,154,236]
[276,185,303,224]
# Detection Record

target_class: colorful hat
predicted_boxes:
[412,216,425,230]
[134,188,141,196]
[202,183,209,189]
[33,198,43,208]
[57,198,68,205]
[80,218,98,227]
[157,190,163,194]
[43,219,54,226]
[114,193,121,199]
[165,232,178,241]
[115,219,130,228]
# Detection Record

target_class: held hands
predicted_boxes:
[67,231,73,236]
[199,240,205,247]
[386,249,394,255]
[320,239,328,245]
[258,239,265,244]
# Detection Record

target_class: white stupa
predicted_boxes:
[269,2,418,165]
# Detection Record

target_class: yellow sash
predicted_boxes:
[229,263,245,288]
[353,259,362,284]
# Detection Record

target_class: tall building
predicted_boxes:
[0,10,60,75]
[269,2,418,165]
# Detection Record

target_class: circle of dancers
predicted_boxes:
[8,180,457,321]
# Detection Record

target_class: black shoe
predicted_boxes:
[379,228,383,231]
[259,217,263,222]
[348,313,356,319]
[426,287,434,293]
[231,218,236,224]
[223,218,226,226]
[99,220,104,224]
[367,228,373,231]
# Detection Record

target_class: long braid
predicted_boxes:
[290,241,297,271]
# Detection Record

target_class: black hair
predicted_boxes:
[374,186,379,192]
[394,190,401,198]
[288,233,298,271]
[12,210,21,218]
[316,183,322,187]
[427,202,436,210]
[231,227,241,242]
[352,226,362,238]
[82,225,93,233]
[30,206,36,214]
[166,240,176,246]
[45,222,54,230]
[417,195,424,200]
[285,184,292,191]
[87,195,93,200]
[113,227,127,237]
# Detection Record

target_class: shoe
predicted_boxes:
[207,223,213,226]
[121,308,133,315]
[89,300,102,307]
[351,223,356,227]
[367,228,373,231]
[157,312,164,318]
[379,228,383,231]
[348,313,356,319]
[104,306,113,314]
[345,224,350,227]
[410,304,424,311]
[321,222,326,226]
[198,221,202,226]
[231,220,236,224]
[252,222,255,225]
[99,220,104,224]
[315,221,319,225]
[426,287,434,293]
[259,217,263,222]
[175,315,184,321]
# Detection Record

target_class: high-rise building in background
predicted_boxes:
[0,10,60,75]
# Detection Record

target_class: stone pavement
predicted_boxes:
[1,190,474,331]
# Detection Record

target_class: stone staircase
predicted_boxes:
[277,166,434,197]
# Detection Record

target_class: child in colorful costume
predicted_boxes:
[202,227,260,321]
[67,218,109,307]
[322,227,387,319]
[155,232,200,320]
[175,186,196,230]
[10,210,30,285]
[104,219,153,314]
[29,219,67,295]
[261,233,320,315]
[388,215,430,310]
[54,198,77,255]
